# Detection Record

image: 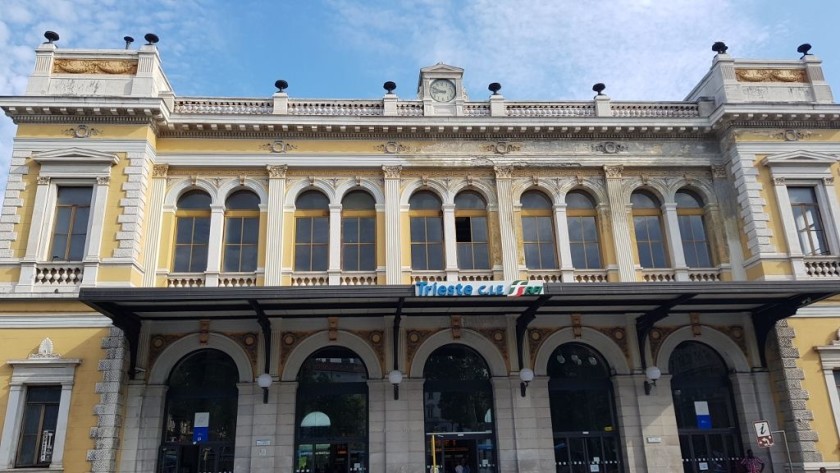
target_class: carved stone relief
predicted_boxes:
[53,59,139,75]
[63,124,102,138]
[475,328,509,370]
[735,69,807,83]
[405,329,437,372]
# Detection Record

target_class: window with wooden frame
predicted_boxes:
[455,191,490,270]
[342,190,376,272]
[566,190,602,269]
[788,186,830,256]
[631,190,669,268]
[15,386,60,468]
[49,187,92,261]
[520,190,558,270]
[409,191,444,271]
[294,190,329,272]
[676,190,713,267]
[173,190,211,273]
[223,190,261,273]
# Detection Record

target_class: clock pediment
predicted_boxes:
[417,63,466,113]
[419,63,464,75]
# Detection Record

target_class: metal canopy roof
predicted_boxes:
[79,281,840,379]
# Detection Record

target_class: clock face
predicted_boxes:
[430,79,456,102]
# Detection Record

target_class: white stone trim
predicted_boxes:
[655,325,751,373]
[280,330,383,381]
[148,333,254,384]
[532,327,631,375]
[0,314,112,327]
[815,337,840,441]
[0,357,80,470]
[408,328,508,378]
[792,305,840,317]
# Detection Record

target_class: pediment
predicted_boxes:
[762,150,839,167]
[420,63,464,74]
[32,148,119,166]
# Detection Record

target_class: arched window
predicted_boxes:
[670,342,742,473]
[521,190,557,269]
[423,345,496,473]
[788,187,829,255]
[455,191,490,270]
[342,190,376,271]
[409,191,444,270]
[158,349,238,473]
[223,190,260,272]
[676,190,713,267]
[566,191,602,269]
[295,191,329,272]
[295,347,368,473]
[174,190,211,272]
[548,343,622,473]
[631,190,668,268]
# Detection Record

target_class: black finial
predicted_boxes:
[144,33,159,45]
[797,43,812,58]
[592,83,606,96]
[44,31,59,44]
[712,41,728,54]
[488,82,501,95]
[274,80,288,93]
[383,81,397,94]
[124,36,134,49]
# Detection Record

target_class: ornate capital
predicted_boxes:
[382,165,402,179]
[36,176,51,185]
[493,165,513,179]
[152,164,169,178]
[603,165,623,179]
[711,164,727,179]
[96,176,110,185]
[267,165,288,179]
[773,177,786,185]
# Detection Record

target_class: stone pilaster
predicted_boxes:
[552,203,574,281]
[603,165,635,281]
[726,145,775,259]
[141,164,168,287]
[442,203,459,281]
[87,327,128,473]
[509,376,555,473]
[384,378,426,473]
[114,151,153,263]
[328,203,342,284]
[383,166,402,284]
[634,374,684,472]
[710,164,745,280]
[662,202,688,281]
[494,165,519,281]
[0,150,30,260]
[264,165,288,286]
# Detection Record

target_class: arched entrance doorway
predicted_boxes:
[158,349,238,473]
[548,343,623,473]
[294,347,369,473]
[423,344,497,473]
[670,341,743,473]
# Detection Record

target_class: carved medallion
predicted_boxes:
[592,141,627,154]
[482,142,521,155]
[63,125,101,138]
[261,140,297,153]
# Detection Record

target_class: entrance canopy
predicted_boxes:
[79,281,840,379]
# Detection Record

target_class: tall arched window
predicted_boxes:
[295,347,368,473]
[158,349,238,473]
[410,191,444,270]
[455,191,490,270]
[566,191,602,269]
[670,342,742,473]
[675,190,712,268]
[423,345,496,473]
[521,190,557,269]
[631,190,668,268]
[548,343,622,473]
[295,191,329,272]
[174,190,212,272]
[342,190,376,271]
[223,190,260,272]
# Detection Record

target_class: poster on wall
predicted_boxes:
[193,412,210,443]
[694,401,711,430]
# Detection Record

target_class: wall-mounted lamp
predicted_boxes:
[257,372,273,404]
[388,370,403,400]
[519,368,534,397]
[644,366,661,395]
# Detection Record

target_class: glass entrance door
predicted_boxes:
[296,442,367,473]
[426,432,496,473]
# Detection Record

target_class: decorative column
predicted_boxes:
[552,203,575,282]
[81,176,111,286]
[604,166,636,281]
[442,203,459,281]
[494,165,519,281]
[17,176,52,290]
[142,165,169,287]
[770,176,807,278]
[204,204,225,287]
[662,202,688,281]
[383,166,402,284]
[710,164,744,280]
[264,165,288,286]
[328,203,342,285]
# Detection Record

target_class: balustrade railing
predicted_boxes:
[610,102,700,118]
[35,264,83,286]
[804,257,840,278]
[526,270,562,283]
[506,103,595,117]
[287,100,384,116]
[573,270,609,283]
[641,269,676,282]
[411,272,446,284]
[290,272,329,286]
[167,273,206,287]
[174,98,272,115]
[340,272,379,285]
[687,268,722,282]
[219,273,258,287]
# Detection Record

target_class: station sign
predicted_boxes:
[414,280,544,297]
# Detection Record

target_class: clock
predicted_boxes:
[429,79,456,102]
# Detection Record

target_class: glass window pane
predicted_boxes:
[585,244,602,269]
[295,246,311,271]
[342,190,375,209]
[178,190,211,209]
[455,217,471,242]
[571,243,586,268]
[537,217,554,240]
[522,217,537,241]
[359,218,375,243]
[68,234,86,260]
[57,187,92,205]
[226,218,243,244]
[242,218,259,244]
[173,246,191,272]
[190,246,208,272]
[410,218,425,241]
[472,218,488,241]
[53,208,71,234]
[50,236,67,261]
[566,191,596,209]
[296,218,312,243]
[631,191,659,208]
[651,243,667,268]
[473,244,489,269]
[675,190,703,208]
[521,191,551,209]
[409,191,441,210]
[411,245,427,270]
[312,218,329,243]
[226,190,260,209]
[176,218,194,244]
[454,191,486,209]
[359,245,375,271]
[637,242,652,268]
[193,218,211,244]
[581,217,597,241]
[426,218,443,241]
[241,246,257,272]
[568,217,581,241]
[524,244,540,269]
[311,246,328,271]
[646,217,662,240]
[224,247,241,272]
[72,207,90,234]
[540,243,557,269]
[344,246,359,271]
[427,244,444,270]
[296,191,329,210]
[343,218,359,243]
[457,245,473,269]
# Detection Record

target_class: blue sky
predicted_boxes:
[1,0,839,195]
